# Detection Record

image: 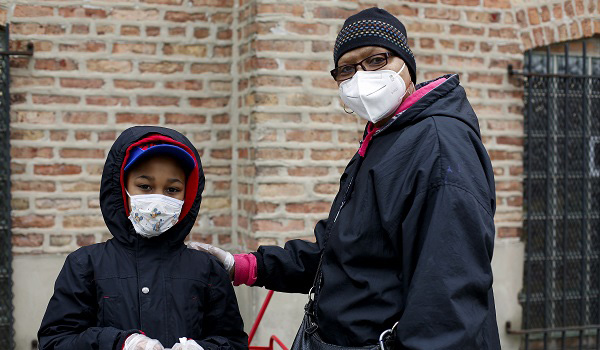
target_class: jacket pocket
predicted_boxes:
[100,295,121,328]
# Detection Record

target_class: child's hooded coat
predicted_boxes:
[38,126,248,350]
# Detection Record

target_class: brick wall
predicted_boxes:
[6,0,599,255]
[7,0,236,253]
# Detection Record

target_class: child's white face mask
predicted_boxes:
[127,192,184,238]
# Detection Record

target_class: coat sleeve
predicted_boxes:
[37,252,138,350]
[393,183,498,350]
[195,259,248,350]
[252,219,326,293]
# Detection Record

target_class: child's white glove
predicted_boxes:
[171,338,204,350]
[124,333,164,350]
[187,242,234,275]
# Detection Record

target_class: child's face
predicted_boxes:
[125,155,186,209]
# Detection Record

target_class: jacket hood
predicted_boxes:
[100,126,205,248]
[382,74,481,138]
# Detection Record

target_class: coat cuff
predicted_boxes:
[115,329,142,350]
[233,253,258,286]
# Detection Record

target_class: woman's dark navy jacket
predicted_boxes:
[38,127,248,350]
[253,75,501,349]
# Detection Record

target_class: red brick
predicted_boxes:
[163,44,207,57]
[60,148,105,159]
[87,60,132,73]
[466,11,501,23]
[483,0,510,9]
[59,6,107,18]
[116,113,160,124]
[286,130,332,142]
[288,167,329,177]
[72,24,89,34]
[12,111,55,124]
[257,184,304,197]
[565,0,575,17]
[97,24,114,35]
[449,25,485,36]
[14,5,54,17]
[489,28,518,39]
[13,181,55,192]
[285,22,329,35]
[59,41,106,52]
[256,148,304,160]
[141,0,183,4]
[191,0,233,6]
[313,6,354,19]
[86,96,130,106]
[113,43,157,54]
[120,26,140,36]
[553,4,563,19]
[112,8,159,20]
[194,28,210,39]
[75,131,92,141]
[217,29,232,40]
[12,215,54,228]
[34,59,77,71]
[311,149,356,160]
[165,113,206,124]
[63,111,107,124]
[256,40,304,52]
[139,61,184,74]
[60,78,105,89]
[32,95,80,104]
[498,43,521,54]
[286,201,331,214]
[252,219,304,232]
[528,7,540,26]
[10,130,44,141]
[137,96,180,106]
[34,164,82,175]
[189,97,229,108]
[10,23,65,35]
[441,0,480,5]
[191,63,230,74]
[147,27,161,36]
[287,94,331,107]
[425,8,460,20]
[314,183,337,195]
[12,234,44,247]
[498,227,522,238]
[165,11,207,22]
[11,76,54,88]
[114,80,155,89]
[164,80,203,90]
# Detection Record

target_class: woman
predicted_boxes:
[192,7,500,350]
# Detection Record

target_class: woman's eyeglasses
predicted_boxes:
[330,52,393,82]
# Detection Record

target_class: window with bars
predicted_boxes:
[513,39,600,350]
[0,25,14,349]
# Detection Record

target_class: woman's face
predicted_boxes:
[125,155,186,210]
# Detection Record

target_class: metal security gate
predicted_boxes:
[0,24,14,349]
[508,40,600,350]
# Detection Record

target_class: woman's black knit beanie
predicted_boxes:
[333,7,417,84]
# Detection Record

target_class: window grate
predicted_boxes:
[0,24,14,350]
[510,40,600,350]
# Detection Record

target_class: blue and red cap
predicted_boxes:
[124,143,196,174]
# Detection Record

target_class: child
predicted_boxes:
[38,126,248,350]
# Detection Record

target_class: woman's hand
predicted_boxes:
[188,242,235,279]
[124,333,164,350]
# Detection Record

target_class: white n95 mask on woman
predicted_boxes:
[339,63,409,124]
[127,192,184,238]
